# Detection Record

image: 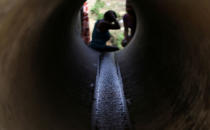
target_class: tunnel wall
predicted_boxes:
[0,0,99,129]
[118,0,210,129]
[0,0,209,129]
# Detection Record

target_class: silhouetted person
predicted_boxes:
[122,0,136,47]
[89,10,120,52]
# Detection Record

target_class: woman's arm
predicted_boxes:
[124,24,129,41]
[110,19,121,29]
[101,19,120,30]
[123,15,129,41]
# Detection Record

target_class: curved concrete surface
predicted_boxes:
[0,0,209,129]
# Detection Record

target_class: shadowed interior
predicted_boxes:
[0,0,209,129]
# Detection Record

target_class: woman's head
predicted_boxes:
[104,10,117,22]
[126,0,135,15]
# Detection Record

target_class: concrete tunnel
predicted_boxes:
[0,0,210,129]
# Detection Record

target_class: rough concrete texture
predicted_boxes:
[93,53,130,130]
[118,0,210,130]
[0,0,209,130]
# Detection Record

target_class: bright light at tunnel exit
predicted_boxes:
[80,0,136,52]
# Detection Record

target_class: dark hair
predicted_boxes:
[104,10,117,22]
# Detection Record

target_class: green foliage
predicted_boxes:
[116,32,124,49]
[97,13,104,20]
[96,0,105,8]
[91,0,105,20]
[116,12,121,18]
[111,31,124,49]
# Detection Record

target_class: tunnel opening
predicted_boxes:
[79,0,138,52]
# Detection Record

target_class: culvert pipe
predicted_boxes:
[0,0,209,130]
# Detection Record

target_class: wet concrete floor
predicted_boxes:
[92,53,131,130]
